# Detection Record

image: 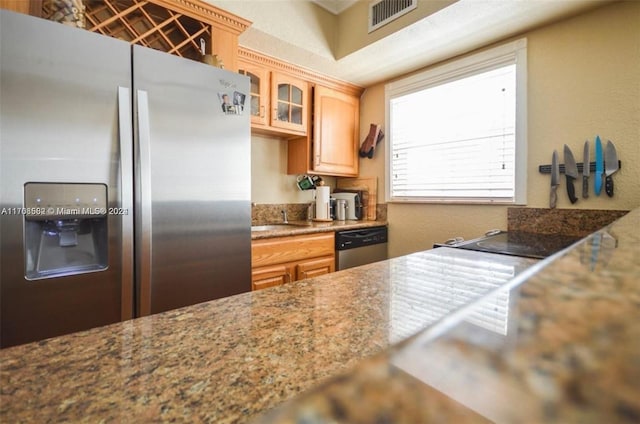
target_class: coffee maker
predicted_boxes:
[331,192,362,220]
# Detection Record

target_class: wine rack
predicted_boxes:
[42,0,250,68]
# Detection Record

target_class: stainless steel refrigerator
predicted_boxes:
[0,10,252,348]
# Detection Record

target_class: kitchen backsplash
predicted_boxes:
[252,203,387,224]
[252,205,623,235]
[507,208,628,237]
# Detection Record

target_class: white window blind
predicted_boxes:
[386,39,527,204]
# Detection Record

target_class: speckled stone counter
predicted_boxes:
[255,207,640,423]
[0,244,534,422]
[3,208,638,423]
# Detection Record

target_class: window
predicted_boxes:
[385,39,527,204]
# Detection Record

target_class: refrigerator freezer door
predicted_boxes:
[0,11,134,347]
[132,45,251,316]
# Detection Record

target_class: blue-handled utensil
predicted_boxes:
[594,135,603,196]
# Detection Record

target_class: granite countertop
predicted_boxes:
[250,219,387,239]
[2,209,638,423]
[255,207,640,423]
[0,240,535,422]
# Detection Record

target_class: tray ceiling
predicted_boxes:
[208,0,612,87]
[311,0,358,15]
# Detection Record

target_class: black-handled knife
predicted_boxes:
[604,140,619,197]
[550,150,559,209]
[582,140,589,198]
[563,144,579,204]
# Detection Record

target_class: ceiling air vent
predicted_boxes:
[368,0,417,33]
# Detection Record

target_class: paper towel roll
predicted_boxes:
[315,186,330,220]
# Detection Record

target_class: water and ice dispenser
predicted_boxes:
[23,183,108,280]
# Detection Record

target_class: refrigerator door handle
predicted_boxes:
[118,86,134,320]
[136,89,153,316]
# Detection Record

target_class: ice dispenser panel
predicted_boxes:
[24,183,108,280]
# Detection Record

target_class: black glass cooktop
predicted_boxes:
[451,231,583,259]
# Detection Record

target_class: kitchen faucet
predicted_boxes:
[306,202,314,221]
[281,209,288,224]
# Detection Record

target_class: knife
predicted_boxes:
[582,140,589,198]
[563,144,579,204]
[550,150,559,209]
[604,140,619,197]
[594,136,603,196]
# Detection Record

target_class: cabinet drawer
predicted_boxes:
[252,232,334,268]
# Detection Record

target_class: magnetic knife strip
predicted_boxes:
[539,160,622,174]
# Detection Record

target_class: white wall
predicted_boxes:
[251,135,335,204]
[358,1,640,258]
[246,2,639,255]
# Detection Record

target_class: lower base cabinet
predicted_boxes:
[251,264,292,291]
[296,256,335,280]
[251,232,335,291]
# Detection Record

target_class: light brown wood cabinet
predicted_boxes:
[251,232,335,291]
[288,85,360,177]
[0,0,38,15]
[270,72,309,135]
[239,57,310,137]
[238,48,363,178]
[296,256,335,280]
[251,264,292,291]
[238,59,269,127]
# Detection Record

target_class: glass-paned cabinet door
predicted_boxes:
[276,83,303,124]
[271,72,308,134]
[277,84,291,121]
[238,61,269,126]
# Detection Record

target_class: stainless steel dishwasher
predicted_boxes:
[335,226,388,270]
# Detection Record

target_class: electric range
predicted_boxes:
[436,231,583,260]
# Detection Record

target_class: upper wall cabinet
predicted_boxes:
[37,0,251,72]
[311,85,360,176]
[238,54,310,137]
[288,85,360,177]
[238,60,309,136]
[238,47,364,176]
[271,72,309,135]
[238,60,269,127]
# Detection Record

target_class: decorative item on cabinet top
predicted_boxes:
[42,0,250,67]
[45,0,85,28]
[200,38,224,68]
